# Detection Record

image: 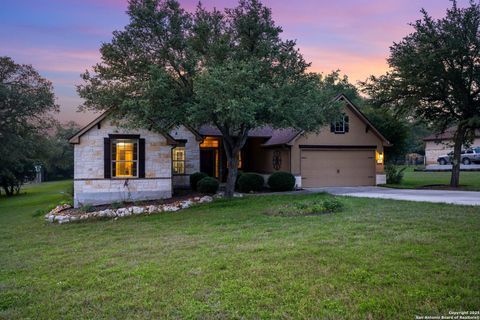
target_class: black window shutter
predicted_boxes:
[330,123,335,132]
[344,116,350,132]
[104,138,111,179]
[139,138,145,178]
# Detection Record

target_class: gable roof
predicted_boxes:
[68,111,178,145]
[423,126,480,141]
[334,94,391,146]
[198,94,391,147]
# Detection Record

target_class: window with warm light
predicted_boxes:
[172,146,186,174]
[376,151,384,164]
[200,137,219,148]
[111,139,138,177]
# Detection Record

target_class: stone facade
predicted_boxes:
[73,118,174,207]
[169,125,201,188]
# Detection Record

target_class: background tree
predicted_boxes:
[37,121,80,181]
[362,1,480,187]
[78,0,339,197]
[0,56,58,196]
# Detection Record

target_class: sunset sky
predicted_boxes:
[0,0,468,125]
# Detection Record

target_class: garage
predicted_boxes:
[300,148,376,187]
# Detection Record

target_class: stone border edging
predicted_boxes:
[44,195,214,224]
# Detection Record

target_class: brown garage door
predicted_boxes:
[301,149,376,187]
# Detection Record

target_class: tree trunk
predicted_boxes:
[221,130,249,198]
[225,153,240,197]
[450,126,467,188]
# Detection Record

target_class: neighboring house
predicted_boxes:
[69,94,390,207]
[424,127,480,164]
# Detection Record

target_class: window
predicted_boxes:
[111,139,138,177]
[172,146,186,174]
[200,137,219,148]
[376,151,384,164]
[331,114,349,133]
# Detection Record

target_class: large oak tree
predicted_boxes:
[362,1,480,187]
[78,0,339,196]
[0,56,58,195]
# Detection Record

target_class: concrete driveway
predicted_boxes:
[305,186,480,206]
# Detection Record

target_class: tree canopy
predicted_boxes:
[78,0,340,196]
[0,56,58,196]
[362,1,480,186]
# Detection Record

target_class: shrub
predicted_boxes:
[197,177,219,194]
[235,170,244,189]
[267,171,296,191]
[323,197,344,212]
[237,173,264,193]
[385,165,406,184]
[265,197,344,216]
[190,172,208,191]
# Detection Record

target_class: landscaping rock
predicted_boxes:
[199,196,213,203]
[116,208,129,217]
[163,205,180,212]
[146,205,157,214]
[180,200,193,209]
[131,206,144,215]
[46,194,216,224]
[104,209,116,217]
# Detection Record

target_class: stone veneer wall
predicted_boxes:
[73,118,173,207]
[169,125,200,188]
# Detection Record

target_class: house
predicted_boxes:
[69,94,390,207]
[424,127,480,164]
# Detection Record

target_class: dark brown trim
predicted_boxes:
[174,139,187,145]
[299,145,377,149]
[74,177,171,181]
[109,134,141,139]
[172,174,190,176]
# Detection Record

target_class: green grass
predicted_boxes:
[1,181,479,319]
[384,166,480,191]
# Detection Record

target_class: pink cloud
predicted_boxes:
[3,47,100,75]
[299,46,389,83]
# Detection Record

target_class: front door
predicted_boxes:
[200,149,217,177]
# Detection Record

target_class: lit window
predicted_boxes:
[172,146,186,174]
[112,139,138,177]
[200,137,219,148]
[376,151,384,164]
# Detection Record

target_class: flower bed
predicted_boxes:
[44,195,214,224]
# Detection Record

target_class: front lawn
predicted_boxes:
[1,181,479,319]
[384,166,480,191]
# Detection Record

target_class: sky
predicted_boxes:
[0,0,470,126]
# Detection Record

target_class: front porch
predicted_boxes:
[199,136,291,182]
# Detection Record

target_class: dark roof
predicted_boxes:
[198,125,300,146]
[198,94,391,147]
[423,127,480,141]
